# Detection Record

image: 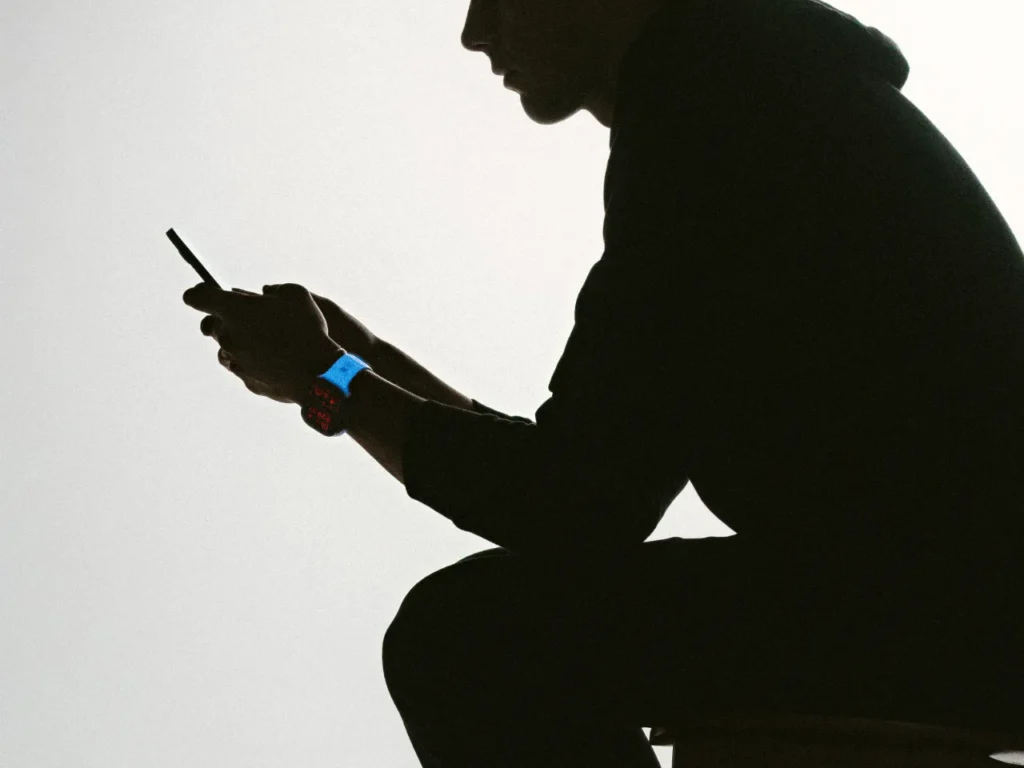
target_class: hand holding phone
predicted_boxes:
[169,227,379,404]
[171,228,302,403]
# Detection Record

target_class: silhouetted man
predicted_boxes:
[223,0,1024,765]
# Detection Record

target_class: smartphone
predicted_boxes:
[167,228,222,289]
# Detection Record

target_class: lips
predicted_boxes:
[503,71,524,92]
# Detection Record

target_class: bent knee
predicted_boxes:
[454,546,509,564]
[382,548,508,676]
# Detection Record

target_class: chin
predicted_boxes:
[520,92,584,126]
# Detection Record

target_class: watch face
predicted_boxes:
[303,402,346,436]
[309,380,343,410]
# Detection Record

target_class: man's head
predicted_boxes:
[461,0,668,128]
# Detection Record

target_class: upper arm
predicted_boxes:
[471,399,534,424]
[531,80,827,535]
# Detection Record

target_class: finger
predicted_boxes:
[205,320,232,351]
[183,283,243,314]
[218,347,246,373]
[239,372,293,404]
[218,332,239,358]
[231,287,260,296]
[262,283,304,298]
[201,315,221,337]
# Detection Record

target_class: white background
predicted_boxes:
[2,1,1022,766]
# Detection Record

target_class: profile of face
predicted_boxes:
[460,0,665,127]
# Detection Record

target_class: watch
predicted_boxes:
[301,351,373,437]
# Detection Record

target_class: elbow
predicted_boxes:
[554,495,669,555]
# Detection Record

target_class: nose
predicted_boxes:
[461,0,496,53]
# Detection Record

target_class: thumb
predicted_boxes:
[264,283,311,301]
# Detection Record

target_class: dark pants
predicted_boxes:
[380,535,1015,768]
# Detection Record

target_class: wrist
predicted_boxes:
[312,338,348,375]
[298,344,374,437]
[293,339,346,406]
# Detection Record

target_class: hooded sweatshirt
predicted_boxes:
[400,0,1024,573]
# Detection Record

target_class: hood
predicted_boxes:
[768,0,909,90]
[620,0,911,104]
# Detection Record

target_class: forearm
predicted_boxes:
[342,364,425,486]
[339,338,473,485]
[368,338,476,412]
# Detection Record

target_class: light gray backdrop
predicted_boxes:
[2,1,1022,766]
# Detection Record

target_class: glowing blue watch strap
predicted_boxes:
[318,353,371,397]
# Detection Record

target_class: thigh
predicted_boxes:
[384,535,823,727]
